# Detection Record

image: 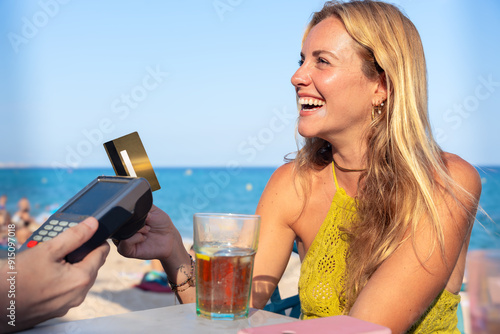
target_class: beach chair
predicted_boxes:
[263,286,301,318]
[263,242,301,318]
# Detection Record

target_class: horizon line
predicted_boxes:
[0,164,282,169]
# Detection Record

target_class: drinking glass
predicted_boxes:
[193,213,260,320]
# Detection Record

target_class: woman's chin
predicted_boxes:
[297,125,319,139]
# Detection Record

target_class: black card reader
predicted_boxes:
[19,175,152,263]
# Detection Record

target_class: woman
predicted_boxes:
[118,1,481,333]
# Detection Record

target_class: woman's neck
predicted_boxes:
[330,143,367,196]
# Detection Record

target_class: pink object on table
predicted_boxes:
[238,315,391,334]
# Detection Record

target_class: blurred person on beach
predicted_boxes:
[0,195,11,242]
[11,198,36,246]
[0,194,7,211]
[116,1,481,333]
[0,217,109,333]
[0,210,11,244]
[0,195,8,222]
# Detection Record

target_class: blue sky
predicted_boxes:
[1,0,499,168]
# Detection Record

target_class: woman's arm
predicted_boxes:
[349,155,482,333]
[251,163,302,309]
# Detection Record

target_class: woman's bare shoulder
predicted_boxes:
[442,152,482,199]
[264,162,325,197]
[256,162,310,226]
[269,161,296,180]
[261,162,301,201]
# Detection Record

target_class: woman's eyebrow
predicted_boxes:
[312,50,339,60]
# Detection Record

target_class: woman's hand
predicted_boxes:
[116,205,184,263]
[116,205,195,303]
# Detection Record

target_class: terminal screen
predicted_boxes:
[62,180,125,215]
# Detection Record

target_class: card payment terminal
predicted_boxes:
[19,175,153,263]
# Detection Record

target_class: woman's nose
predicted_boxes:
[291,63,311,88]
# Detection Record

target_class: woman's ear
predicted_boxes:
[372,72,388,105]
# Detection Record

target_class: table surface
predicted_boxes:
[21,303,297,334]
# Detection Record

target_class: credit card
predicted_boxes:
[103,132,161,191]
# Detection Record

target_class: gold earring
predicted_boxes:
[371,102,384,121]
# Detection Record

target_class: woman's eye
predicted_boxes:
[298,59,304,66]
[317,57,329,65]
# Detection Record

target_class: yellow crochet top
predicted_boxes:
[298,163,461,333]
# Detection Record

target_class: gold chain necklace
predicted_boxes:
[332,157,367,173]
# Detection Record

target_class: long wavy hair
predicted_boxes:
[292,0,470,312]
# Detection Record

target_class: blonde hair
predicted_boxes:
[292,0,468,311]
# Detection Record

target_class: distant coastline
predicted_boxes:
[0,164,282,169]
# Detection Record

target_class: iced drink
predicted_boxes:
[196,246,255,319]
[193,213,260,320]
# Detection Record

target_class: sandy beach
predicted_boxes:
[40,239,301,327]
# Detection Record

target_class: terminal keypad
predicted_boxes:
[26,220,79,248]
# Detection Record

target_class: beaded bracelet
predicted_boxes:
[168,254,195,293]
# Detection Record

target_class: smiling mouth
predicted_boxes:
[298,97,325,111]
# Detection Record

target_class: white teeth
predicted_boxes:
[298,97,325,107]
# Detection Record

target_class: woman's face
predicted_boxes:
[291,17,382,143]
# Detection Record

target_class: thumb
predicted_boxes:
[45,217,99,260]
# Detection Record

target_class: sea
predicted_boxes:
[1,166,499,250]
